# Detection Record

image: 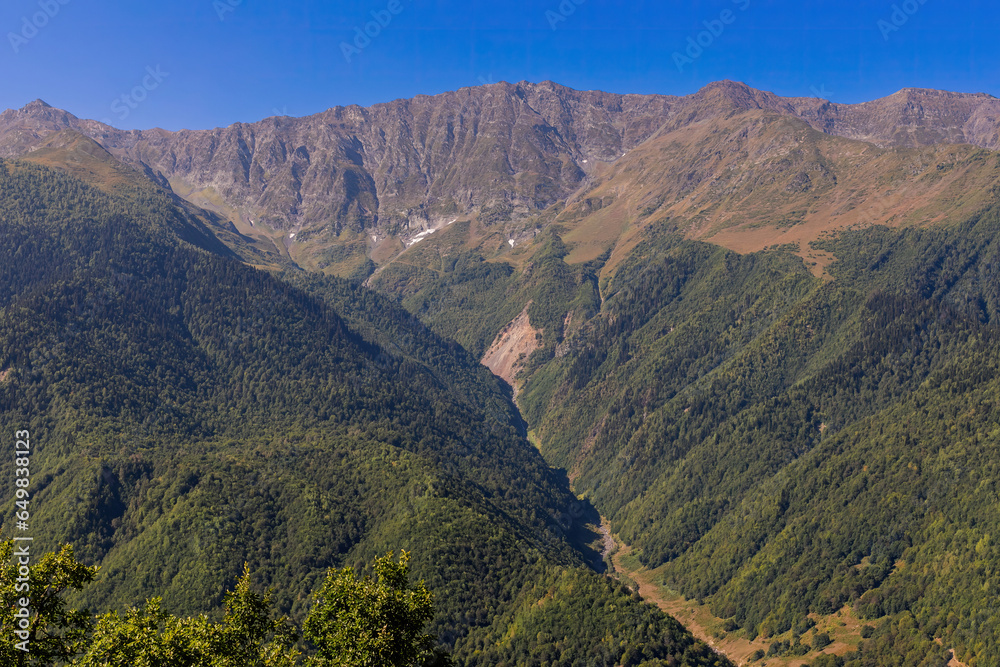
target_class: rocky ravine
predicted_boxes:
[480,303,541,392]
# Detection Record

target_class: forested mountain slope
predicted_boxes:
[8,80,1000,665]
[357,137,1000,662]
[0,157,728,666]
[516,211,1000,664]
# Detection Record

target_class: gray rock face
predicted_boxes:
[2,81,998,234]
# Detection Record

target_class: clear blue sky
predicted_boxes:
[0,0,994,130]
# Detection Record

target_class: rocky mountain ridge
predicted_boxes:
[2,81,998,250]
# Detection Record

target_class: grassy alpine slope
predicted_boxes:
[0,158,729,666]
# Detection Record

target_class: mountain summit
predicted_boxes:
[3,81,1000,246]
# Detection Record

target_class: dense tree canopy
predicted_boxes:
[0,159,727,666]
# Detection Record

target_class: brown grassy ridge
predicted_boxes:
[547,111,1000,281]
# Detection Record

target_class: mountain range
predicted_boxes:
[3,81,1000,276]
[5,80,1000,665]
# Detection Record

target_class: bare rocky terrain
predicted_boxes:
[3,80,999,252]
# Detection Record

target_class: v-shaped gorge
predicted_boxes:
[7,79,1000,664]
[0,156,728,666]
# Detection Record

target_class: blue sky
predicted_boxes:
[0,0,994,130]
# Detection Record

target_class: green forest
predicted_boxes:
[9,127,1000,665]
[0,159,728,666]
[352,180,1000,664]
[486,218,1000,665]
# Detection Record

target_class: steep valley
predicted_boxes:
[5,80,1000,665]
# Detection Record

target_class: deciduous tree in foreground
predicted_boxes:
[0,541,448,666]
[302,551,444,667]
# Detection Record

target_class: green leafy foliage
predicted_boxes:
[76,565,299,666]
[303,551,433,666]
[0,541,97,665]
